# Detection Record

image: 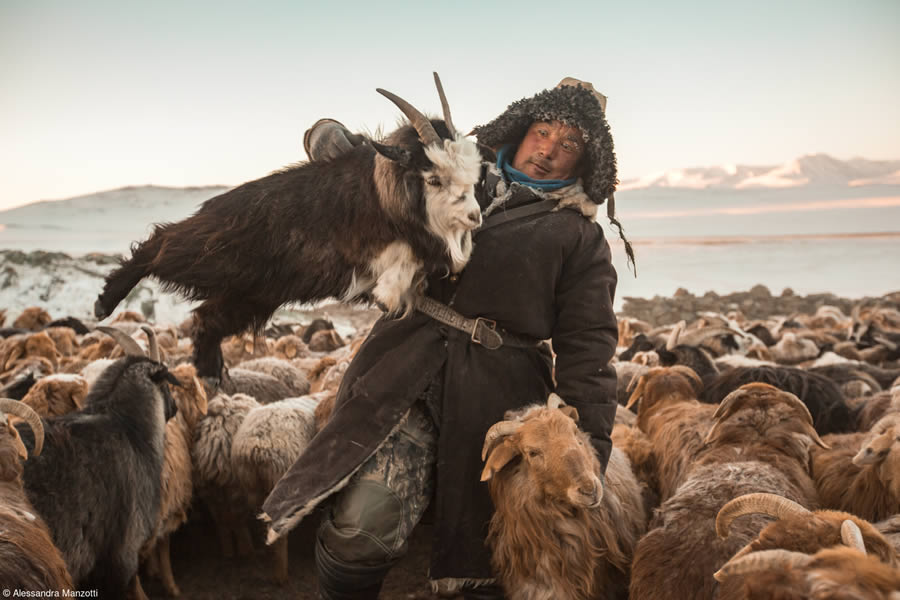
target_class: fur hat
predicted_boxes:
[472,79,616,208]
[473,79,635,272]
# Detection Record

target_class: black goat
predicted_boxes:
[95,74,483,380]
[15,328,177,596]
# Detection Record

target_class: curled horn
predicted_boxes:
[665,321,686,351]
[432,72,458,139]
[140,325,160,362]
[714,549,812,583]
[716,493,811,539]
[96,326,145,357]
[481,420,523,461]
[376,88,441,147]
[1,398,44,457]
[625,372,649,410]
[841,520,866,554]
[669,365,703,390]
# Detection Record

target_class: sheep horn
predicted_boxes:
[841,520,866,554]
[141,325,160,362]
[713,549,812,583]
[432,72,458,140]
[0,398,44,458]
[715,493,811,539]
[376,88,442,147]
[670,365,703,390]
[96,326,145,357]
[481,420,523,461]
[625,373,648,410]
[665,321,685,351]
[712,387,753,421]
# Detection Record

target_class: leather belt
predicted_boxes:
[415,296,541,350]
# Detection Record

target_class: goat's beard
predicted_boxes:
[424,194,477,273]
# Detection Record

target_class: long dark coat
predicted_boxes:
[263,179,619,580]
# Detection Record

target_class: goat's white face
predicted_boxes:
[423,138,483,273]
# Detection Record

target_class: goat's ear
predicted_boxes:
[372,141,413,166]
[481,438,519,481]
[560,405,580,422]
[150,366,181,388]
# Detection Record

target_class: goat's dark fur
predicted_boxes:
[702,366,856,434]
[95,119,478,379]
[16,355,176,596]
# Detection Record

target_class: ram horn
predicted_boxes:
[0,397,44,458]
[376,88,441,147]
[712,387,753,421]
[432,72,458,139]
[715,493,811,539]
[665,321,686,351]
[481,420,523,461]
[714,549,812,582]
[840,520,866,554]
[96,326,146,358]
[547,393,565,410]
[140,325,160,362]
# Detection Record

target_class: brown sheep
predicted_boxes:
[715,545,900,599]
[481,394,647,600]
[0,398,74,592]
[139,360,209,597]
[855,389,900,432]
[629,383,826,600]
[715,493,898,569]
[272,334,309,360]
[43,326,78,357]
[111,310,146,323]
[625,365,713,500]
[0,331,60,372]
[12,306,52,331]
[876,515,900,554]
[19,374,88,418]
[811,413,900,522]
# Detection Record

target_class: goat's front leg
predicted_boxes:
[371,241,423,316]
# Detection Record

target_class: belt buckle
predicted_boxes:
[471,317,501,349]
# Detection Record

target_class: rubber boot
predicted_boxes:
[315,537,394,600]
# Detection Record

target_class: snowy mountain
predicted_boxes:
[619,154,900,190]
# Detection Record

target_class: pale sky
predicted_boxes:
[1,0,898,211]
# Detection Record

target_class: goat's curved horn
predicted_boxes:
[715,493,811,539]
[712,387,752,421]
[481,420,523,461]
[0,398,44,458]
[96,326,145,357]
[140,325,160,362]
[432,72,458,140]
[841,520,866,554]
[665,321,686,351]
[714,550,812,583]
[376,88,441,147]
[625,373,649,410]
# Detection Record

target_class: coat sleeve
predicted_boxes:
[551,221,619,472]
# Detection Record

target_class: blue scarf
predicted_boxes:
[497,144,577,192]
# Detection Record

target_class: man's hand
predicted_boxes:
[303,118,366,161]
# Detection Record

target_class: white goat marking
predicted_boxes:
[424,138,482,273]
[370,241,423,314]
[341,269,375,304]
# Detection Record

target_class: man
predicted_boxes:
[263,78,633,599]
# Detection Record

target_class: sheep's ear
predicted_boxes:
[560,405,580,422]
[481,438,519,481]
[12,427,28,461]
[372,141,413,167]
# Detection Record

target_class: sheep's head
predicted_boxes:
[481,394,602,508]
[715,493,898,569]
[170,363,209,428]
[0,398,44,482]
[372,73,482,273]
[625,365,703,415]
[853,414,900,478]
[703,383,829,452]
[12,307,52,331]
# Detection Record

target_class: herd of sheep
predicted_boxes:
[0,294,899,599]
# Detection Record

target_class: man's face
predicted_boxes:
[511,120,585,181]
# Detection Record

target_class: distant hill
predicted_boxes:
[618,154,900,190]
